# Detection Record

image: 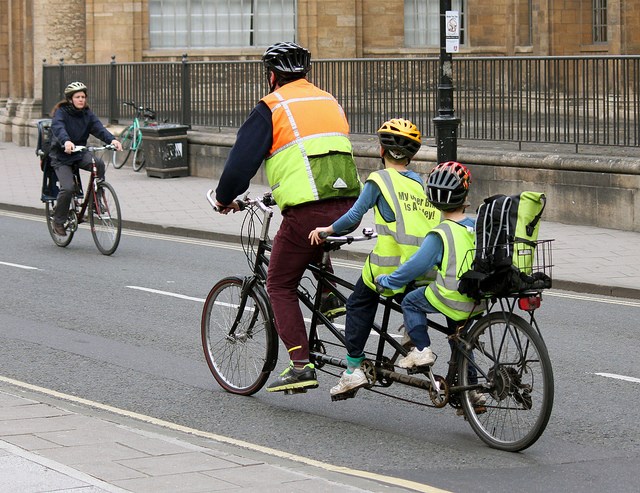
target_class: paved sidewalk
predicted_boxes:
[1,139,640,493]
[0,378,419,493]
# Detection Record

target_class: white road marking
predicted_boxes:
[593,372,640,384]
[544,291,640,308]
[0,375,451,493]
[0,261,39,270]
[126,285,205,302]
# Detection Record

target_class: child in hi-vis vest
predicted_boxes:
[309,118,440,399]
[376,161,486,406]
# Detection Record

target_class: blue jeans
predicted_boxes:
[402,286,479,383]
[400,286,439,350]
[344,276,380,358]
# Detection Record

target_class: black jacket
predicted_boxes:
[50,103,115,165]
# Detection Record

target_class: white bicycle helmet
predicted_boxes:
[64,81,87,98]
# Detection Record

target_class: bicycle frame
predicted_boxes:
[68,147,110,227]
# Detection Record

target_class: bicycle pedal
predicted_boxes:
[330,389,358,401]
[283,388,308,395]
[406,365,433,375]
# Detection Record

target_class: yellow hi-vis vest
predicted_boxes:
[261,79,361,209]
[362,168,441,296]
[426,220,484,321]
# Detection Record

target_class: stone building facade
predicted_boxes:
[2,0,639,144]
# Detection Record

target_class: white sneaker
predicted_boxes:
[397,347,435,368]
[330,368,368,396]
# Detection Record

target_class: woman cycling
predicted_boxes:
[48,81,122,236]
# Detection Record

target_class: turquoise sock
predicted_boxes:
[345,354,365,374]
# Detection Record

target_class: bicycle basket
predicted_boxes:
[458,239,554,299]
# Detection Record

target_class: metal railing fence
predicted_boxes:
[42,55,640,150]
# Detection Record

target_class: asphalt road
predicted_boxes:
[1,210,640,493]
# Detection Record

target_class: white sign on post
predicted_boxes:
[445,10,460,53]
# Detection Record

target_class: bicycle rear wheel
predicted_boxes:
[45,200,74,247]
[459,311,554,452]
[113,126,133,169]
[89,182,122,255]
[201,276,277,395]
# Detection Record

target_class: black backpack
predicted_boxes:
[458,192,552,300]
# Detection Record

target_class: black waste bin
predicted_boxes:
[141,124,189,178]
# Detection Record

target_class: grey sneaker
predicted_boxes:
[457,390,488,416]
[330,368,368,397]
[397,347,435,368]
[469,390,487,406]
[266,363,318,392]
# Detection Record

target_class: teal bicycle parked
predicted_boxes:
[112,101,157,172]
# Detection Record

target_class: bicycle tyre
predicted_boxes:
[201,276,278,396]
[113,126,133,169]
[89,182,122,255]
[132,128,144,172]
[45,200,74,247]
[132,144,145,172]
[459,311,554,452]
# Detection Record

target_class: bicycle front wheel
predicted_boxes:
[89,182,122,255]
[459,311,554,452]
[113,126,133,169]
[132,128,144,172]
[132,144,145,172]
[201,277,277,395]
[45,200,74,247]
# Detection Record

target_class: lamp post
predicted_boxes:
[433,0,460,164]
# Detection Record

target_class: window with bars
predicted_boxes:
[592,0,607,43]
[149,0,297,49]
[404,0,466,47]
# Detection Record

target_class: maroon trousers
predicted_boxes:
[266,198,355,364]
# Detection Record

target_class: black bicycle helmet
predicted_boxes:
[64,81,87,98]
[377,118,422,160]
[426,161,472,211]
[262,42,311,77]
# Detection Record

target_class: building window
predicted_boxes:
[405,0,466,47]
[149,0,297,49]
[592,0,607,43]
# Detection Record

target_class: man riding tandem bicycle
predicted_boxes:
[204,41,553,452]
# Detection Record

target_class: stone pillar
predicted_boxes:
[1,0,86,146]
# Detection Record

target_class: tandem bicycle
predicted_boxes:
[200,191,554,452]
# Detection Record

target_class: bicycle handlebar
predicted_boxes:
[206,189,274,213]
[123,101,157,119]
[71,144,117,153]
[321,228,377,244]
